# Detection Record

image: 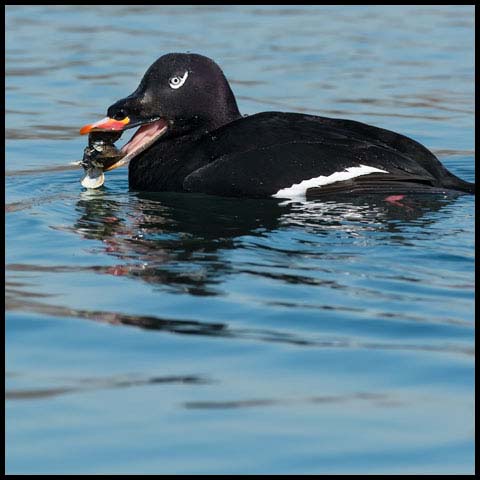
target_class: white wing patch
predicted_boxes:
[272,164,389,199]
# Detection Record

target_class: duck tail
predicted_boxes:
[441,172,475,194]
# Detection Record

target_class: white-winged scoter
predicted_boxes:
[80,53,475,198]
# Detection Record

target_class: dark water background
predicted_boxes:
[5,5,474,474]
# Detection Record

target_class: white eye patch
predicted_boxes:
[169,71,189,89]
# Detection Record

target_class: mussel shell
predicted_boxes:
[80,131,124,188]
[91,145,124,170]
[84,131,124,170]
[81,167,105,189]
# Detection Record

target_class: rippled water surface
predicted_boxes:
[5,5,475,474]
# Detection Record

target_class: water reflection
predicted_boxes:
[67,190,461,294]
[68,191,289,295]
[6,186,470,356]
[7,188,466,325]
[183,391,404,410]
[6,368,407,409]
[6,373,212,401]
[5,289,472,357]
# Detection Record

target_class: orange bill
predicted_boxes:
[80,116,130,135]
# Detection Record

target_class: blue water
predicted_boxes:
[5,5,475,475]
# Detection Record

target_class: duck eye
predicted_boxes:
[169,71,188,90]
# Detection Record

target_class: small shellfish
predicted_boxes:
[80,131,124,189]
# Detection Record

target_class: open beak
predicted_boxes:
[79,116,169,174]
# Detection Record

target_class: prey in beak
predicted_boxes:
[79,116,168,188]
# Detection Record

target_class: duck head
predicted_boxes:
[80,53,241,170]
